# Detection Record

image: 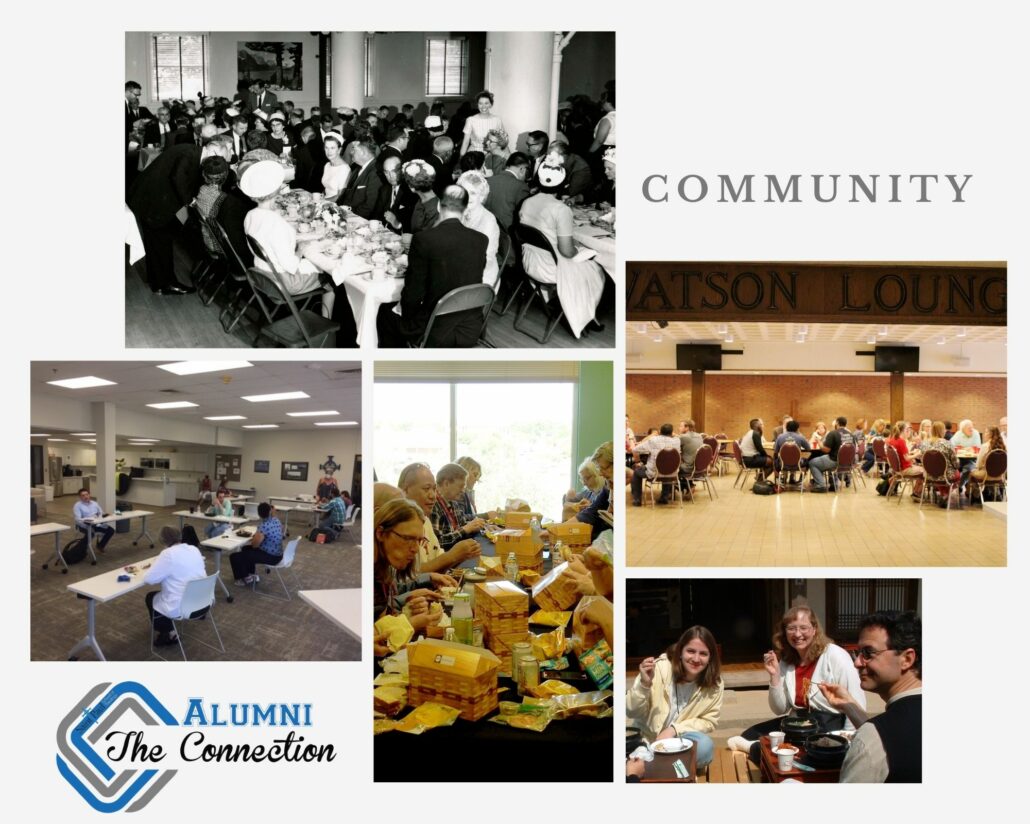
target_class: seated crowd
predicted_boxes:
[126,79,616,347]
[625,413,1007,504]
[627,606,923,783]
[372,444,615,652]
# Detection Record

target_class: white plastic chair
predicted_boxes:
[339,506,360,541]
[256,537,300,601]
[243,501,261,519]
[150,573,225,662]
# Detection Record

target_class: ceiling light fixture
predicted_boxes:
[69,432,96,436]
[203,415,247,421]
[157,361,254,376]
[146,401,199,409]
[724,334,734,343]
[286,411,340,417]
[47,376,116,389]
[241,391,310,403]
[314,421,359,427]
[242,424,279,429]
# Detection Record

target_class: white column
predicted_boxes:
[93,403,116,511]
[484,32,554,153]
[331,32,366,111]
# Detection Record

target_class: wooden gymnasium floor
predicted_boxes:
[30,495,362,661]
[626,466,1007,567]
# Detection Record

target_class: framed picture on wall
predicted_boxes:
[254,460,270,474]
[281,461,309,482]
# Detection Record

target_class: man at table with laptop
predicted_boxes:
[229,502,284,587]
[73,488,114,553]
[144,526,207,647]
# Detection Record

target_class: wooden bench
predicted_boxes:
[698,748,760,783]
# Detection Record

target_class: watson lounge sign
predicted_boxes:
[626,262,1006,326]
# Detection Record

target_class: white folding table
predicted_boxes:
[173,509,252,534]
[298,589,362,644]
[66,556,158,661]
[199,530,255,602]
[33,522,72,572]
[78,510,155,564]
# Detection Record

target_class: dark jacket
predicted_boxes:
[340,160,386,219]
[485,171,530,232]
[127,143,202,227]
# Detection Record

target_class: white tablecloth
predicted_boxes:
[573,228,615,278]
[125,205,145,264]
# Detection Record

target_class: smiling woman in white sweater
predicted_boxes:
[626,625,724,768]
[728,605,866,764]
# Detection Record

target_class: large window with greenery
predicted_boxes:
[375,379,576,518]
[151,33,207,101]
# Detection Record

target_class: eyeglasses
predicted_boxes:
[853,646,892,662]
[389,530,428,549]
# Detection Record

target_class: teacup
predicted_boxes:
[368,219,383,232]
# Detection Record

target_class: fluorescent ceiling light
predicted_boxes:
[69,432,95,436]
[204,415,247,421]
[286,410,339,417]
[47,376,116,389]
[47,438,68,442]
[242,424,279,429]
[867,335,877,344]
[30,433,51,437]
[81,439,96,443]
[146,401,199,409]
[314,421,359,427]
[157,361,254,376]
[241,391,310,403]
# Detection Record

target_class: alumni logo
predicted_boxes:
[57,681,178,813]
[57,681,336,813]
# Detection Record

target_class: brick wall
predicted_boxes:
[627,372,1006,437]
[904,376,1006,430]
[626,374,691,434]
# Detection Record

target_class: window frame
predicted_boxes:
[149,32,209,103]
[424,36,469,97]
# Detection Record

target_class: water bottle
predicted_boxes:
[451,593,473,645]
[529,516,542,549]
[505,552,519,583]
[551,539,564,568]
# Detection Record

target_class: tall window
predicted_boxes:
[374,380,576,518]
[364,35,375,98]
[425,37,468,96]
[151,34,207,101]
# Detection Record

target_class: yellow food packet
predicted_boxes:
[373,719,399,735]
[519,570,542,587]
[374,613,414,652]
[372,672,408,688]
[528,679,580,698]
[373,686,407,717]
[394,702,462,735]
[529,610,572,628]
[531,627,566,660]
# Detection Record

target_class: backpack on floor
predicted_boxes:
[181,524,201,547]
[876,477,891,496]
[308,527,338,544]
[61,536,89,565]
[752,480,777,495]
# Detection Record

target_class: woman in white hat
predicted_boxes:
[240,160,334,317]
[516,158,605,339]
[455,171,500,289]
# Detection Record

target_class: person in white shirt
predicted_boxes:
[144,526,208,647]
[72,487,114,551]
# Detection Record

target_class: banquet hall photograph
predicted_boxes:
[125,31,616,350]
[29,360,361,661]
[371,361,614,781]
[625,262,1007,568]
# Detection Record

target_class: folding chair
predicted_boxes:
[777,441,806,493]
[831,443,858,494]
[412,283,495,348]
[209,218,257,335]
[150,574,225,662]
[511,223,565,344]
[255,537,301,601]
[683,445,717,502]
[970,450,1007,505]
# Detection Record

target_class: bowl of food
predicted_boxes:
[803,733,850,767]
[780,715,818,743]
[650,738,693,755]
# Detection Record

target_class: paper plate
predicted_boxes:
[650,738,693,755]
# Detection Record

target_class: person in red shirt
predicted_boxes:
[887,421,925,492]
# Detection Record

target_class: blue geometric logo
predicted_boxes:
[57,681,178,813]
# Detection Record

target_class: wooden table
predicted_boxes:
[298,589,361,643]
[33,522,71,573]
[637,744,697,782]
[758,734,841,783]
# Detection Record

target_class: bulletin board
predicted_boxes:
[215,453,242,482]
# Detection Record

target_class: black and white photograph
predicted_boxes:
[125,31,616,349]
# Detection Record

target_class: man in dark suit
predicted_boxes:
[380,156,417,233]
[339,139,385,218]
[143,107,175,149]
[485,152,531,233]
[427,136,455,197]
[127,134,233,295]
[290,126,321,193]
[376,124,409,172]
[125,80,153,191]
[546,140,594,201]
[248,80,278,114]
[376,186,488,348]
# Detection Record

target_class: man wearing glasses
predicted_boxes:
[398,463,480,574]
[818,610,922,783]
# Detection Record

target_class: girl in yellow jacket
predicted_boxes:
[626,626,724,768]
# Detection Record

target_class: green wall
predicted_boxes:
[574,362,614,483]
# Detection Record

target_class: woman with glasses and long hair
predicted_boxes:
[626,626,724,770]
[373,497,455,634]
[727,605,865,764]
